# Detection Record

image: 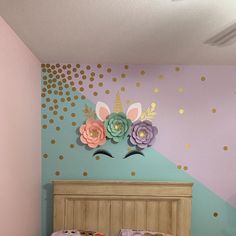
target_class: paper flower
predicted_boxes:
[104,112,132,142]
[129,120,158,149]
[80,119,106,148]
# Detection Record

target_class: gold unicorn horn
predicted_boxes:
[113,91,123,113]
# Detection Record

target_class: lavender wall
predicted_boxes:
[0,17,41,235]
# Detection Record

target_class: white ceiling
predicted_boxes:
[0,0,236,64]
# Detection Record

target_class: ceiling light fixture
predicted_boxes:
[205,23,236,47]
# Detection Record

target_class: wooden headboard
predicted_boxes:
[53,180,193,236]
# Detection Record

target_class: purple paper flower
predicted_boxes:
[129,120,158,149]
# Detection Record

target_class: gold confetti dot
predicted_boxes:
[97,64,102,68]
[42,104,46,108]
[178,87,184,93]
[107,68,112,73]
[93,92,98,96]
[140,70,145,75]
[66,97,71,102]
[71,102,76,107]
[71,122,77,126]
[112,77,117,82]
[76,64,80,68]
[71,113,76,118]
[42,124,47,129]
[211,108,217,113]
[51,139,56,144]
[83,171,88,176]
[151,102,157,108]
[59,116,64,120]
[80,70,85,75]
[70,144,75,148]
[42,114,47,119]
[90,77,94,82]
[86,65,91,70]
[131,171,136,176]
[78,80,83,85]
[154,88,159,93]
[223,145,229,151]
[177,165,182,169]
[99,74,104,79]
[55,171,60,176]
[63,107,68,112]
[105,90,110,94]
[88,84,93,89]
[159,74,165,80]
[43,153,48,159]
[136,82,141,87]
[213,212,219,217]
[81,95,86,100]
[178,108,185,114]
[91,72,95,76]
[75,73,79,78]
[121,73,126,78]
[61,98,65,102]
[59,155,64,160]
[185,144,191,150]
[49,119,54,124]
[175,67,180,72]
[183,166,188,171]
[124,65,129,70]
[201,76,206,81]
[79,87,84,92]
[120,87,125,92]
[74,95,79,100]
[95,156,100,160]
[98,82,103,87]
[82,75,86,80]
[55,126,61,131]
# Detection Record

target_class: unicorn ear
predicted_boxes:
[126,103,142,122]
[96,102,111,121]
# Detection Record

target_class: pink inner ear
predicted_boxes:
[127,108,139,121]
[99,107,109,120]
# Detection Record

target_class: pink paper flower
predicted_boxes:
[80,119,106,148]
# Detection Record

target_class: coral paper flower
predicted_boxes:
[80,119,106,148]
[129,120,158,149]
[104,112,132,143]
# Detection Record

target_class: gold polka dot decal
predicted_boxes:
[178,108,185,114]
[223,145,229,151]
[42,124,47,129]
[55,170,60,176]
[69,144,75,149]
[83,171,88,176]
[112,77,117,82]
[97,64,102,68]
[51,139,56,144]
[211,108,217,113]
[185,144,191,150]
[175,67,180,72]
[183,166,188,171]
[124,65,129,70]
[140,70,145,75]
[95,156,100,160]
[159,74,165,80]
[213,212,219,217]
[131,171,136,176]
[55,126,61,132]
[201,76,206,81]
[43,153,48,159]
[178,87,184,93]
[177,165,182,170]
[154,88,159,93]
[136,82,141,87]
[107,68,112,73]
[121,73,126,78]
[120,87,125,92]
[58,155,64,160]
[105,89,110,94]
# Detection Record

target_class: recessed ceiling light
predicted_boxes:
[205,23,236,47]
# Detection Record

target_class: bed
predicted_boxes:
[53,180,193,236]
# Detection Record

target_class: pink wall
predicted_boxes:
[0,17,41,235]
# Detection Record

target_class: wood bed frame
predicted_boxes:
[53,180,193,236]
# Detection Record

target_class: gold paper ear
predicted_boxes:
[113,91,123,113]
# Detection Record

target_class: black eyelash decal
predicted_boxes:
[123,150,144,159]
[93,149,114,158]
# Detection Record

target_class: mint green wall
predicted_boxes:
[41,66,236,236]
